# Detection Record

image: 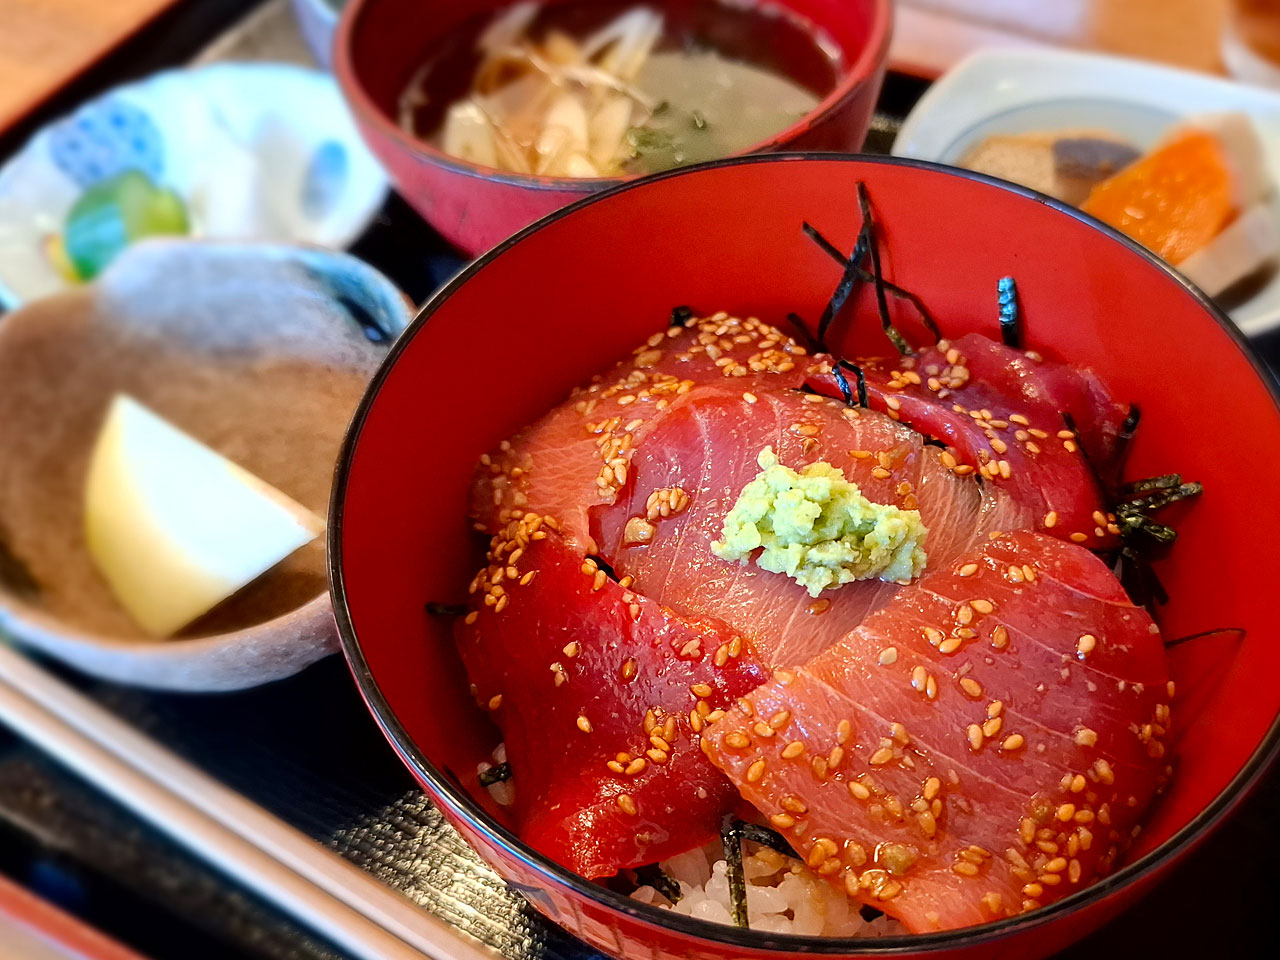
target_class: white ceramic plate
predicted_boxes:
[0,62,387,309]
[893,48,1280,337]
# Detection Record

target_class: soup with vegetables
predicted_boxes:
[398,0,842,177]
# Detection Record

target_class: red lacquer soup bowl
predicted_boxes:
[330,156,1280,959]
[333,0,891,255]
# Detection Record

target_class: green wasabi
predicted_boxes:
[711,447,927,597]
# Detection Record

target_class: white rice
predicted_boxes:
[477,742,516,807]
[633,841,907,938]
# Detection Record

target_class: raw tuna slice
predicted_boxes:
[701,531,1170,932]
[592,388,1032,668]
[471,312,815,547]
[806,334,1126,549]
[457,514,767,878]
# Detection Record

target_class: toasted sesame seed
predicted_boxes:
[1068,859,1083,883]
[990,438,1008,455]
[781,795,809,814]
[878,646,899,666]
[967,725,984,751]
[770,813,796,829]
[781,740,805,759]
[743,392,758,404]
[939,637,963,655]
[869,747,895,765]
[691,683,713,698]
[1069,532,1089,543]
[1056,803,1076,822]
[617,794,637,816]
[724,731,750,749]
[576,715,592,733]
[960,677,983,697]
[926,675,938,699]
[746,759,767,782]
[563,642,580,658]
[464,611,479,625]
[488,695,503,710]
[837,719,853,744]
[982,716,1004,738]
[753,721,776,738]
[1074,727,1098,747]
[953,861,979,876]
[849,781,871,800]
[971,598,995,615]
[1076,634,1097,657]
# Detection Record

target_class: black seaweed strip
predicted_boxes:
[837,360,869,407]
[1165,626,1246,649]
[1120,473,1181,497]
[633,865,682,904]
[477,762,512,786]
[803,221,869,348]
[830,364,856,406]
[721,817,749,928]
[805,224,942,343]
[997,276,1022,348]
[784,312,823,354]
[670,305,694,327]
[1115,483,1203,517]
[735,822,794,856]
[1105,404,1142,497]
[856,183,910,356]
[425,601,468,616]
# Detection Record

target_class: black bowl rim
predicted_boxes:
[329,152,1280,954]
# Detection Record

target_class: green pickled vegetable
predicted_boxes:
[63,170,189,281]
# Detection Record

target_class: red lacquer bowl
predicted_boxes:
[330,156,1280,959]
[333,0,891,255]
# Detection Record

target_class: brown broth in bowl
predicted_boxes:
[398,0,843,176]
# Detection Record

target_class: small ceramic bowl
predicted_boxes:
[0,240,410,692]
[334,0,892,254]
[330,155,1280,959]
[0,62,387,309]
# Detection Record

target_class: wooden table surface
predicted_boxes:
[0,0,182,135]
[0,0,1235,139]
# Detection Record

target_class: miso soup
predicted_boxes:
[398,0,843,177]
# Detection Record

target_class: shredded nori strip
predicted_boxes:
[803,221,941,346]
[719,818,800,928]
[425,601,468,616]
[1106,404,1142,496]
[784,312,823,354]
[1119,473,1182,497]
[478,762,511,786]
[670,305,694,327]
[997,276,1022,348]
[831,364,856,406]
[838,360,869,408]
[634,865,682,905]
[734,821,793,855]
[803,221,869,348]
[720,816,750,928]
[1165,626,1245,649]
[856,183,910,356]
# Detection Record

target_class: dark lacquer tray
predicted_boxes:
[1,3,1279,959]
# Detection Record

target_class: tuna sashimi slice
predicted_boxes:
[592,388,1032,668]
[457,515,767,878]
[806,334,1126,549]
[700,532,1170,933]
[470,313,815,548]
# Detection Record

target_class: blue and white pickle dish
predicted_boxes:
[0,62,387,309]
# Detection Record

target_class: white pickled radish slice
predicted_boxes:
[441,101,499,169]
[589,95,633,170]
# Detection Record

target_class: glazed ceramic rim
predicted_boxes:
[333,0,893,192]
[329,153,1280,953]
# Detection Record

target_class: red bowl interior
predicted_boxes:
[331,156,1280,958]
[334,0,892,254]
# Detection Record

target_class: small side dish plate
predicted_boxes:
[892,48,1280,337]
[0,62,387,309]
